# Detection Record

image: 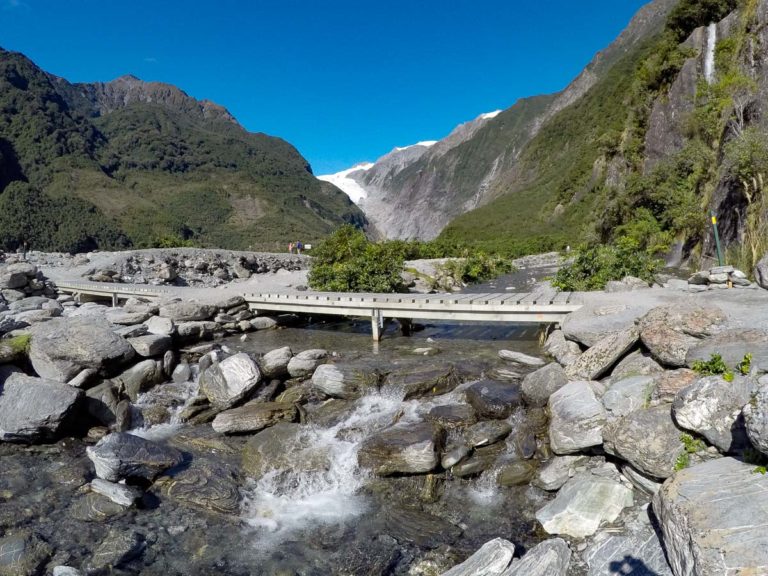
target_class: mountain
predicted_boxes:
[0,48,366,252]
[321,0,678,242]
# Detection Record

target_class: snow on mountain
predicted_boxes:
[479,110,502,120]
[394,140,438,152]
[317,163,374,204]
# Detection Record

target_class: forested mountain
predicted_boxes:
[0,49,366,252]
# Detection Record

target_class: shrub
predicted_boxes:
[437,253,515,286]
[551,237,662,291]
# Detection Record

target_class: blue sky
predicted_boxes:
[2,0,648,174]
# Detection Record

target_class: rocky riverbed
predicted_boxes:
[4,253,768,575]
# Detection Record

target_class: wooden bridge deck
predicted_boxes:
[56,281,582,340]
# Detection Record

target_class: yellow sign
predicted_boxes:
[711,216,717,225]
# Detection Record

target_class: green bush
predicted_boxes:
[551,237,662,291]
[307,225,406,293]
[438,253,515,285]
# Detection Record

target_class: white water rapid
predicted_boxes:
[705,22,717,84]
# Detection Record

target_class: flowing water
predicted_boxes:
[705,22,717,84]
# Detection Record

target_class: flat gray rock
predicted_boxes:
[521,363,568,408]
[532,455,588,491]
[127,334,171,357]
[602,375,654,417]
[358,421,444,476]
[158,300,216,322]
[566,327,639,381]
[744,379,768,455]
[653,457,768,576]
[502,538,570,576]
[498,349,545,367]
[87,530,145,572]
[562,300,657,348]
[549,381,607,454]
[200,352,262,409]
[211,401,297,434]
[463,420,512,447]
[312,362,379,399]
[0,373,83,442]
[583,523,672,576]
[441,537,515,576]
[259,346,292,379]
[544,330,581,366]
[29,316,135,381]
[685,328,768,373]
[535,474,633,538]
[287,348,327,378]
[114,359,164,402]
[466,379,523,417]
[90,478,142,507]
[607,350,663,383]
[144,315,174,336]
[86,432,184,482]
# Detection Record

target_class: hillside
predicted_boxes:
[0,49,366,253]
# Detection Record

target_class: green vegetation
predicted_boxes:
[674,453,690,471]
[551,237,662,291]
[691,352,753,381]
[738,352,753,375]
[680,433,707,454]
[6,334,31,355]
[437,253,514,286]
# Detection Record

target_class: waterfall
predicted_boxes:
[705,22,717,84]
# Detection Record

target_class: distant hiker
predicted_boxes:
[22,241,28,260]
[288,242,294,254]
[296,241,303,255]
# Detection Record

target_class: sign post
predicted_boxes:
[711,211,724,266]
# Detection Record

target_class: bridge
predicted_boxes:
[55,281,582,341]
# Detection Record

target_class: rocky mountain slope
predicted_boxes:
[0,48,366,252]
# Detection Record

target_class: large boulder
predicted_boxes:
[562,300,656,348]
[466,379,522,418]
[652,369,697,404]
[544,330,581,366]
[287,349,327,378]
[638,303,726,368]
[607,350,663,382]
[602,405,686,480]
[583,516,672,576]
[755,253,768,289]
[312,363,380,399]
[0,530,52,576]
[549,381,607,454]
[532,455,588,491]
[503,538,571,576]
[157,300,216,322]
[566,327,639,381]
[114,359,165,402]
[601,375,654,417]
[199,353,262,409]
[441,538,515,576]
[86,432,183,482]
[383,364,459,399]
[211,401,298,434]
[463,420,512,448]
[742,378,768,456]
[685,328,768,374]
[653,457,768,575]
[357,421,444,476]
[520,363,569,408]
[259,346,292,379]
[28,316,135,381]
[672,374,757,453]
[126,334,171,358]
[242,423,330,480]
[0,373,82,442]
[535,474,633,538]
[160,459,240,515]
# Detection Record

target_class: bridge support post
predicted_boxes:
[371,309,383,342]
[111,293,118,307]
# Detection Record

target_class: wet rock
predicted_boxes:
[87,530,145,572]
[384,364,459,399]
[521,363,568,408]
[532,455,588,491]
[686,328,768,373]
[451,442,506,477]
[654,457,768,576]
[158,300,216,322]
[744,379,768,456]
[382,505,462,549]
[651,368,697,404]
[498,349,545,367]
[200,352,262,409]
[90,478,142,507]
[0,530,52,576]
[504,538,571,576]
[0,373,83,442]
[211,401,298,434]
[171,363,192,384]
[86,432,184,482]
[358,421,444,476]
[549,381,607,454]
[242,423,329,479]
[441,443,471,469]
[426,404,477,430]
[162,460,239,515]
[497,460,537,486]
[29,316,135,381]
[607,350,663,382]
[127,334,171,357]
[69,493,126,522]
[673,374,756,452]
[114,359,164,402]
[544,329,582,366]
[259,346,292,379]
[441,537,515,576]
[463,420,512,448]
[535,474,633,538]
[287,348,327,378]
[566,326,639,381]
[466,380,522,418]
[602,375,654,417]
[85,381,121,428]
[602,405,686,480]
[312,362,380,399]
[53,568,83,576]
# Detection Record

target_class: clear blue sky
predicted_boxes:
[2,0,648,174]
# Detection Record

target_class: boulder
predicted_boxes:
[426,404,477,430]
[532,455,588,491]
[441,537,515,576]
[498,349,545,367]
[566,327,639,381]
[127,334,171,358]
[157,300,216,322]
[503,538,571,576]
[742,379,768,456]
[259,346,292,379]
[685,328,768,374]
[549,381,607,454]
[143,315,174,336]
[250,316,278,330]
[521,363,568,408]
[535,474,633,538]
[607,350,663,382]
[544,329,581,366]
[200,352,262,409]
[8,296,58,314]
[673,374,756,452]
[176,320,217,340]
[583,521,672,576]
[105,309,153,326]
[601,375,654,417]
[562,300,656,348]
[87,530,145,572]
[653,457,768,575]
[463,420,512,448]
[85,381,122,428]
[28,316,135,381]
[755,254,768,289]
[357,421,444,476]
[497,460,537,486]
[383,364,459,399]
[90,478,142,507]
[287,349,327,378]
[466,379,523,418]
[171,363,192,384]
[651,369,697,404]
[86,432,183,482]
[441,442,471,469]
[160,459,239,515]
[211,401,298,434]
[114,359,164,402]
[452,443,506,477]
[242,423,329,479]
[0,373,83,442]
[602,405,686,480]
[312,363,380,399]
[0,530,52,576]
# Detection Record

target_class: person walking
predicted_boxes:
[296,241,303,255]
[288,242,294,254]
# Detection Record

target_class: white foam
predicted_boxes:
[705,22,717,84]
